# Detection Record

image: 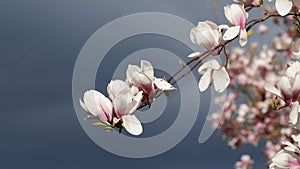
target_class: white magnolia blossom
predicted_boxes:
[269,134,300,169]
[292,39,300,57]
[190,20,221,55]
[222,4,249,47]
[264,61,300,129]
[108,80,144,135]
[80,80,144,135]
[270,0,300,16]
[198,59,230,93]
[126,60,175,102]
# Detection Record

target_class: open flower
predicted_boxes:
[190,20,221,55]
[222,4,248,46]
[108,80,144,135]
[126,60,175,103]
[198,59,230,93]
[264,61,300,128]
[269,134,300,169]
[80,80,144,135]
[234,154,254,169]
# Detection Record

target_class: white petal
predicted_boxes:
[79,99,88,112]
[224,5,234,24]
[141,60,154,79]
[290,102,300,127]
[187,52,201,58]
[127,91,143,115]
[198,59,221,73]
[199,69,212,92]
[239,29,248,47]
[218,24,229,32]
[275,0,293,16]
[212,67,230,93]
[223,26,240,41]
[122,115,143,135]
[154,78,175,91]
[264,83,282,98]
[107,80,130,100]
[126,64,142,84]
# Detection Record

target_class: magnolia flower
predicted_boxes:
[269,134,300,169]
[198,59,230,93]
[108,80,144,135]
[292,39,300,57]
[80,80,144,135]
[258,24,268,35]
[222,4,248,47]
[190,20,221,55]
[234,154,254,169]
[126,60,175,103]
[264,61,300,128]
[272,0,300,16]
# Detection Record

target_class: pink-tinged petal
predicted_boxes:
[278,76,293,103]
[122,115,143,135]
[153,78,175,91]
[239,29,248,47]
[264,83,282,98]
[275,0,293,16]
[271,150,292,168]
[290,102,300,128]
[199,69,212,92]
[107,80,130,100]
[83,90,113,122]
[141,60,154,79]
[229,4,246,27]
[292,73,300,101]
[212,67,230,93]
[187,52,201,58]
[198,59,221,73]
[126,64,142,84]
[223,26,240,41]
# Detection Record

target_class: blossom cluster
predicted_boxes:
[77,0,300,167]
[80,60,174,135]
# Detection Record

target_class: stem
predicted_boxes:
[137,11,300,110]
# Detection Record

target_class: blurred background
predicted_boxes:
[0,0,271,168]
